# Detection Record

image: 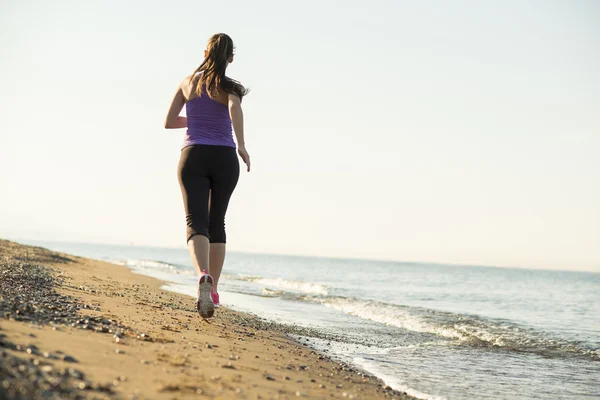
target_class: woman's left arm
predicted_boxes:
[164,85,187,129]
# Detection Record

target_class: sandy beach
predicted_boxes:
[0,240,415,399]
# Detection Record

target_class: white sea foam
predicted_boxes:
[261,288,285,296]
[252,277,329,295]
[318,297,599,359]
[110,259,194,276]
[223,275,329,296]
[319,297,463,340]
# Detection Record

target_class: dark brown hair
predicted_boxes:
[190,33,249,100]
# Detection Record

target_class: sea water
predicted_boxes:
[22,240,600,400]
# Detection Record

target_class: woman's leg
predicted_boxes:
[207,147,240,291]
[188,235,210,276]
[206,192,225,290]
[178,146,211,275]
[209,243,226,291]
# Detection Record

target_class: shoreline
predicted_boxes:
[1,239,416,399]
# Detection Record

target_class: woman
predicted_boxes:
[164,33,250,319]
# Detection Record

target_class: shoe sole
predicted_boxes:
[197,275,214,319]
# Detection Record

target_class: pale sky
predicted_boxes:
[1,0,599,272]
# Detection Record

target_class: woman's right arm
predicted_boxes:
[164,85,187,129]
[229,94,251,172]
[164,76,194,129]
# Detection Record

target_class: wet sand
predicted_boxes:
[0,239,416,399]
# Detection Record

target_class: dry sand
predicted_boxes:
[0,240,415,399]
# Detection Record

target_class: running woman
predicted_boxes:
[164,33,250,319]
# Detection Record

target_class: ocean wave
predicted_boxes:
[319,297,460,339]
[222,274,329,296]
[110,259,194,276]
[318,297,599,361]
[261,288,285,296]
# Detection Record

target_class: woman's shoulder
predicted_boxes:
[180,74,199,101]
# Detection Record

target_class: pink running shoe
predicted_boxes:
[196,269,214,319]
[211,290,220,308]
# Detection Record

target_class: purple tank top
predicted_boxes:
[182,92,235,149]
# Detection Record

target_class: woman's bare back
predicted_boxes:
[181,74,229,105]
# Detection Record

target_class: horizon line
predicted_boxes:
[7,236,599,275]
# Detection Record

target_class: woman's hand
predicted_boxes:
[238,146,251,172]
[229,95,249,171]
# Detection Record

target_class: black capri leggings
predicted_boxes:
[177,145,240,243]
